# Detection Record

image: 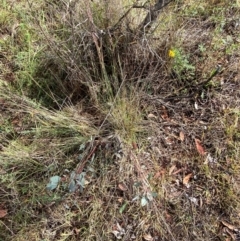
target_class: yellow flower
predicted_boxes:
[168,49,175,58]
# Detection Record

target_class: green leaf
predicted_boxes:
[119,202,127,214]
[134,181,142,187]
[46,176,61,191]
[151,192,158,198]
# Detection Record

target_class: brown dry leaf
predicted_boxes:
[169,165,176,175]
[132,142,138,150]
[161,107,168,120]
[148,113,157,119]
[154,170,165,179]
[111,222,125,239]
[0,209,7,218]
[118,183,128,191]
[168,191,182,199]
[183,173,192,186]
[221,220,238,231]
[195,138,206,156]
[165,136,174,145]
[165,211,172,222]
[179,131,185,141]
[117,197,124,203]
[73,228,81,235]
[0,168,6,174]
[173,168,185,175]
[225,228,236,240]
[143,233,153,241]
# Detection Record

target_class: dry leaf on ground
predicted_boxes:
[112,223,125,239]
[154,169,165,179]
[161,107,169,120]
[179,131,185,141]
[143,233,153,241]
[132,142,138,150]
[165,211,172,222]
[0,209,7,218]
[148,113,157,119]
[195,138,206,155]
[221,220,238,231]
[118,183,128,191]
[183,173,192,186]
[225,228,236,240]
[169,165,176,175]
[173,168,185,175]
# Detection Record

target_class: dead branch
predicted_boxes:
[137,0,174,36]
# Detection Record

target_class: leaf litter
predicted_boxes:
[195,138,206,156]
[0,208,7,218]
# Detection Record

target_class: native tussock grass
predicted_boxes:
[0,0,240,240]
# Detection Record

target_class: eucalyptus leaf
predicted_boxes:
[146,192,153,201]
[134,181,142,187]
[68,179,77,192]
[46,175,61,191]
[76,172,86,188]
[151,192,158,198]
[76,178,85,188]
[70,171,76,179]
[76,172,86,180]
[141,196,148,207]
[87,166,95,172]
[79,143,86,151]
[132,195,139,202]
[78,154,84,160]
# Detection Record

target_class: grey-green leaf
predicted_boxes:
[141,196,148,207]
[76,172,86,188]
[46,176,61,191]
[68,179,76,192]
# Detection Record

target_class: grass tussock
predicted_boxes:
[0,0,240,240]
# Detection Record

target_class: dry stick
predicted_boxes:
[0,220,14,236]
[86,3,105,73]
[164,65,222,101]
[110,4,135,32]
[194,65,222,88]
[110,0,151,32]
[138,0,174,36]
[110,0,174,35]
[75,141,99,175]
